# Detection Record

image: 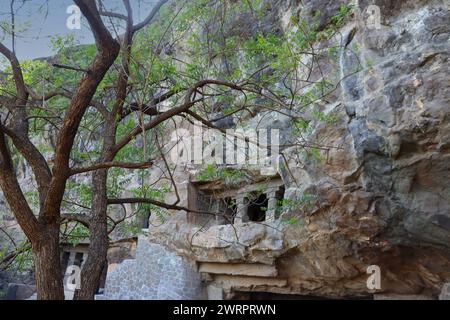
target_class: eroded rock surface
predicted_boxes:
[144,0,450,299]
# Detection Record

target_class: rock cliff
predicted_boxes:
[144,0,450,299]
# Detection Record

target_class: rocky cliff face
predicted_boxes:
[276,0,450,298]
[144,0,450,299]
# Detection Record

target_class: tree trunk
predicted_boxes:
[33,225,65,300]
[74,168,109,300]
[74,113,117,300]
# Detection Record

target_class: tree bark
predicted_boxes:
[74,110,116,300]
[0,0,120,300]
[73,168,109,300]
[33,224,64,300]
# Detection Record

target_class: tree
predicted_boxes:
[0,0,356,299]
[0,0,120,299]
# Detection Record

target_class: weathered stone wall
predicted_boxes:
[97,236,205,300]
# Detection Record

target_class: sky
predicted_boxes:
[0,0,161,61]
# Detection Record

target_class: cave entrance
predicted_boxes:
[137,209,150,229]
[246,193,268,222]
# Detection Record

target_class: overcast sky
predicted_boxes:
[0,0,160,61]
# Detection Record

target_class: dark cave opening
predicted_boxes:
[247,193,268,222]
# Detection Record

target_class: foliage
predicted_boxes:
[197,164,247,184]
[1,241,34,272]
[277,193,318,214]
[281,216,304,226]
[65,224,90,247]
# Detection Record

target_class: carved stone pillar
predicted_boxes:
[234,195,246,224]
[266,188,278,222]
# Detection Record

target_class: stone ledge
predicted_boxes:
[199,262,278,277]
[212,274,287,289]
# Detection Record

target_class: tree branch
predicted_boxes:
[107,198,216,217]
[52,63,91,74]
[0,121,40,240]
[120,89,180,119]
[44,0,120,221]
[0,124,52,205]
[112,98,201,156]
[112,79,247,156]
[0,41,27,102]
[99,9,128,21]
[132,0,169,34]
[70,160,154,176]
